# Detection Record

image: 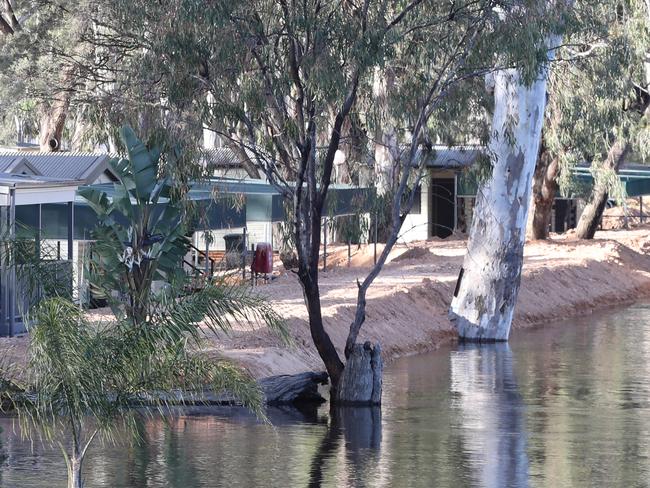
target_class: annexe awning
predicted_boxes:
[0,173,80,338]
[0,173,78,206]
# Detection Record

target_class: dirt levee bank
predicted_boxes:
[212,227,650,378]
[2,227,650,380]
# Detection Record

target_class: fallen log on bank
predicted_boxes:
[0,372,330,412]
[134,371,329,407]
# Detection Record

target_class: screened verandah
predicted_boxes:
[12,177,372,307]
[0,174,79,337]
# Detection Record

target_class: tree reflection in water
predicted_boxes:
[308,406,382,487]
[450,342,529,487]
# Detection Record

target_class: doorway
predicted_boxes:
[430,177,455,238]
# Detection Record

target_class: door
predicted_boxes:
[430,177,455,238]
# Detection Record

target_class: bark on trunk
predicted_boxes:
[67,454,83,488]
[449,63,550,341]
[39,63,79,152]
[575,141,630,239]
[39,103,69,152]
[336,342,382,405]
[300,275,344,397]
[528,142,559,240]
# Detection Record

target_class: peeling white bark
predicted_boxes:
[449,54,554,341]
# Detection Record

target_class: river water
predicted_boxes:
[2,303,650,487]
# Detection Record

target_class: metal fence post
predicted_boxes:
[242,227,247,280]
[323,217,327,270]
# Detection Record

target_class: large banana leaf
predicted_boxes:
[120,126,158,203]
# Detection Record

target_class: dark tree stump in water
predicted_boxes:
[336,342,382,405]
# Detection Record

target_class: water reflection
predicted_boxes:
[308,406,382,488]
[4,305,650,487]
[450,342,528,488]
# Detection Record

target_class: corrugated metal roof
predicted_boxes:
[202,148,242,168]
[0,172,79,189]
[0,152,111,183]
[204,145,486,170]
[424,145,484,168]
[0,155,34,173]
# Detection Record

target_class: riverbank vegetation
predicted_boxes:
[0,0,648,486]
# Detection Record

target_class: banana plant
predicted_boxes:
[79,126,287,343]
[79,126,190,324]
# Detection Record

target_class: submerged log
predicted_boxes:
[261,371,328,405]
[336,342,382,405]
[129,371,329,408]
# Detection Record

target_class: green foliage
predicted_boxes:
[547,0,650,198]
[0,126,288,486]
[79,126,190,323]
[80,126,287,341]
[2,294,267,486]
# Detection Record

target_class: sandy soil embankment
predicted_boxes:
[3,227,650,380]
[209,226,650,378]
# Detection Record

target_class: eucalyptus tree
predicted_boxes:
[0,0,87,150]
[528,0,650,240]
[449,0,577,341]
[573,0,650,239]
[0,0,188,152]
[106,0,551,403]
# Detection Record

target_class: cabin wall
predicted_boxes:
[398,177,430,243]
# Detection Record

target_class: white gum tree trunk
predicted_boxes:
[449,62,552,341]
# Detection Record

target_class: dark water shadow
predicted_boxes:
[308,406,382,487]
[451,342,529,487]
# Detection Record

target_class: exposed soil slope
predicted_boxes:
[3,227,650,380]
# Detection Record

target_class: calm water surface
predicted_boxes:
[3,303,650,487]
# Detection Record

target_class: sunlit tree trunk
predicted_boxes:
[39,67,75,152]
[449,61,551,341]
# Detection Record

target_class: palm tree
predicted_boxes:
[1,126,287,488]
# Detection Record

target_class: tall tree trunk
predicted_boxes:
[299,272,344,398]
[449,61,551,341]
[574,141,630,239]
[39,67,75,152]
[528,140,559,240]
